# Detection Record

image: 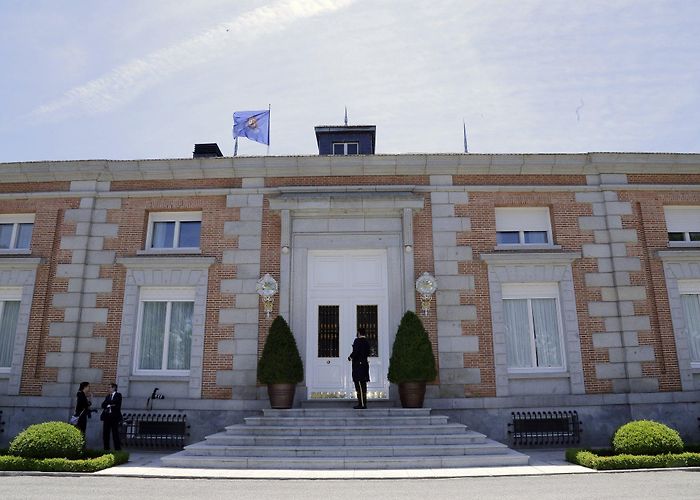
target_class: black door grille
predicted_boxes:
[318,305,339,357]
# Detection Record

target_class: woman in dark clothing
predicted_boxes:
[74,381,92,436]
[348,328,371,409]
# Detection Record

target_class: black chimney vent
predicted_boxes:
[193,143,223,158]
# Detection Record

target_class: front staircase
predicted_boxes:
[161,408,529,469]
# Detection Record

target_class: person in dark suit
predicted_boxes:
[101,383,123,450]
[74,381,92,436]
[348,328,371,409]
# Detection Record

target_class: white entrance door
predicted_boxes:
[306,250,389,399]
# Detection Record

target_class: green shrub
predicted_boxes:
[0,450,129,472]
[388,311,437,383]
[257,315,304,384]
[9,421,84,459]
[567,448,700,470]
[612,420,684,456]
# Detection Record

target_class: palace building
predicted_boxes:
[1,124,699,447]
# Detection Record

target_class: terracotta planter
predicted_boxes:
[398,381,427,408]
[267,383,296,409]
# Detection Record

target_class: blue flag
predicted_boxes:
[233,110,270,145]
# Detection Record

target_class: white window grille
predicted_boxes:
[145,212,202,251]
[0,214,34,251]
[495,207,553,247]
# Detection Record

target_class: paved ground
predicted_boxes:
[1,470,700,500]
[90,448,589,479]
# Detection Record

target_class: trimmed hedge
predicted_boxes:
[257,316,304,384]
[0,450,129,472]
[566,448,700,470]
[388,311,437,383]
[9,421,84,459]
[612,420,684,455]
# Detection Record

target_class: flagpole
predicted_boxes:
[463,120,468,153]
[234,137,238,157]
[267,104,271,155]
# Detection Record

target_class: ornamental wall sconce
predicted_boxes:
[415,272,437,316]
[256,273,278,319]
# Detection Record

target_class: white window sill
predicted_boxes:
[507,370,569,379]
[131,372,190,379]
[0,249,31,255]
[0,369,10,377]
[137,248,201,256]
[668,242,700,248]
[495,244,562,251]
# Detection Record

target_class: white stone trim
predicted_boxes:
[484,252,585,397]
[116,260,212,398]
[3,153,700,184]
[0,258,40,395]
[659,251,700,390]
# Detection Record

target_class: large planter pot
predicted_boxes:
[398,381,427,408]
[267,383,296,409]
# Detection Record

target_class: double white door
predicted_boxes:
[306,250,389,399]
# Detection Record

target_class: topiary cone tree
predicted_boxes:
[388,311,437,407]
[257,315,304,389]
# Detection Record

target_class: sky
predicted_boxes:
[1,0,699,162]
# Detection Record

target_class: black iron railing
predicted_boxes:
[508,410,582,446]
[119,413,189,449]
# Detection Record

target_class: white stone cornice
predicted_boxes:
[480,252,581,266]
[276,185,417,194]
[3,153,700,184]
[116,256,215,269]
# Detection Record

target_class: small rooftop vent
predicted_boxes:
[193,143,223,158]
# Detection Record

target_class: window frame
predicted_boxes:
[501,282,567,374]
[678,279,700,368]
[0,287,22,372]
[133,287,196,376]
[0,214,35,253]
[144,211,202,252]
[331,142,360,156]
[664,206,700,247]
[495,207,554,248]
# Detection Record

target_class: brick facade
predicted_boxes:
[1,152,700,446]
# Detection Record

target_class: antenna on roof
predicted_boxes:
[463,120,468,153]
[344,106,348,126]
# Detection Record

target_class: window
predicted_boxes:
[332,142,359,155]
[679,281,700,365]
[502,283,564,372]
[135,288,194,375]
[664,207,700,244]
[0,214,34,251]
[495,207,552,246]
[146,212,201,251]
[0,289,21,370]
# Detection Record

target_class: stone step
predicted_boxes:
[224,422,469,436]
[181,441,511,458]
[162,409,531,470]
[301,399,396,409]
[161,449,530,469]
[262,408,431,418]
[244,415,449,427]
[204,430,489,447]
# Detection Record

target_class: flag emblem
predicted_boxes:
[233,109,270,146]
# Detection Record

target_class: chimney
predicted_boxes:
[193,143,223,158]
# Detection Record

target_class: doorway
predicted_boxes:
[306,250,389,399]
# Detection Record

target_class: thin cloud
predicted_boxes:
[27,0,356,122]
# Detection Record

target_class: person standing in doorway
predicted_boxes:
[101,383,123,450]
[348,328,370,409]
[74,381,92,436]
